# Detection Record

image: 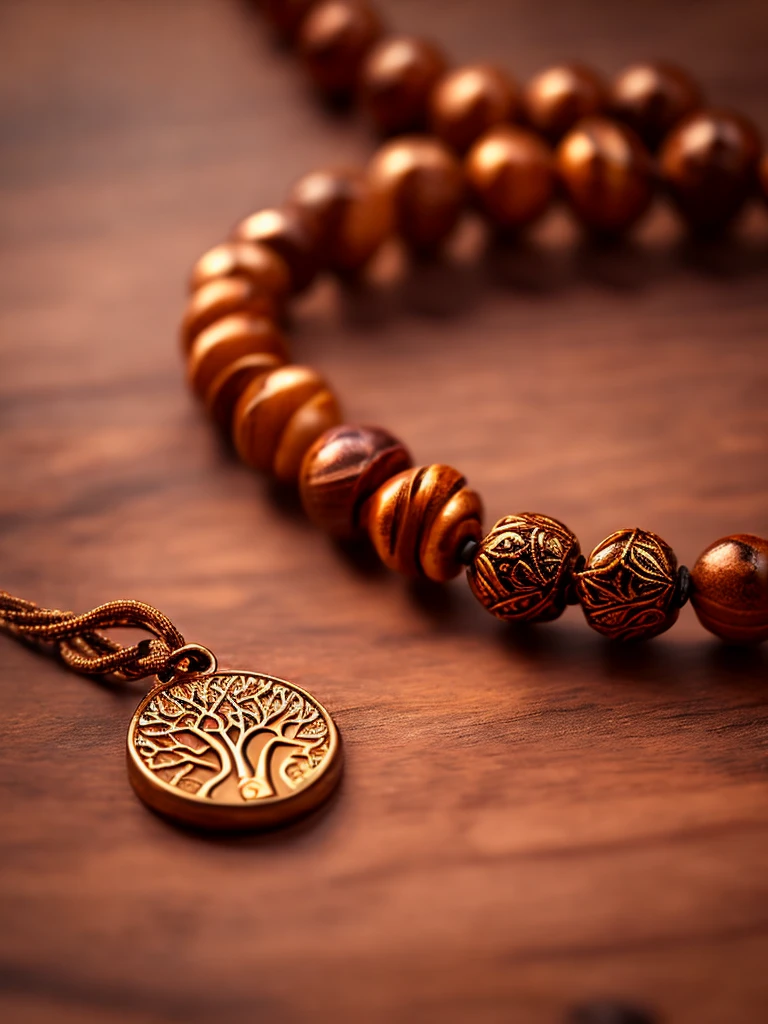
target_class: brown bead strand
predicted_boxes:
[257,5,768,234]
[177,14,768,644]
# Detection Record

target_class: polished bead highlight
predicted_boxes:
[298,0,383,98]
[610,61,703,150]
[232,207,318,294]
[690,535,768,643]
[365,464,483,581]
[466,125,555,229]
[233,365,341,482]
[180,278,281,353]
[368,136,465,251]
[186,314,289,400]
[300,424,412,537]
[360,35,447,135]
[429,64,519,153]
[522,63,606,142]
[556,117,654,232]
[659,110,762,231]
[288,167,393,273]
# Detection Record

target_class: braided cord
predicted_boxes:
[0,592,188,681]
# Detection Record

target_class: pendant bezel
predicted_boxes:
[126,669,342,830]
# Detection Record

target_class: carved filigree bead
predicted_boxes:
[467,513,581,623]
[233,366,341,483]
[574,528,680,641]
[364,464,483,582]
[300,424,412,538]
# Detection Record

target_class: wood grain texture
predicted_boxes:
[1,1,768,1022]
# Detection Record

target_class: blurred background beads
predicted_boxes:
[298,0,383,99]
[360,35,448,135]
[556,118,654,233]
[429,64,519,153]
[609,61,703,150]
[659,110,762,231]
[521,62,606,142]
[368,135,465,251]
[467,514,581,623]
[465,125,555,230]
[287,167,393,273]
[187,314,288,401]
[232,207,318,294]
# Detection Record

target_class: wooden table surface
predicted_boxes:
[2,2,768,1022]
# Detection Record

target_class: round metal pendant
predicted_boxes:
[127,670,342,830]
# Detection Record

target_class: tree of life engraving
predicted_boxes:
[133,674,331,803]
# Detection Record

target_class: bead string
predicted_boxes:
[177,2,768,645]
[0,592,208,682]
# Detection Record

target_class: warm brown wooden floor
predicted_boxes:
[2,2,768,1022]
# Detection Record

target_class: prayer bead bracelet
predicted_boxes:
[177,1,768,645]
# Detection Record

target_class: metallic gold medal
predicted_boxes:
[127,660,342,830]
[0,594,342,831]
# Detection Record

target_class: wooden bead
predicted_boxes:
[287,167,392,273]
[260,0,317,40]
[360,35,447,136]
[188,242,290,308]
[233,365,341,482]
[428,64,519,153]
[556,117,654,233]
[522,63,607,142]
[299,424,412,537]
[365,464,483,582]
[659,110,762,231]
[298,0,383,99]
[465,125,555,230]
[690,535,768,643]
[610,62,703,150]
[180,278,280,353]
[574,528,680,641]
[186,313,289,400]
[232,207,317,294]
[467,514,581,623]
[367,136,465,252]
[206,354,285,432]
